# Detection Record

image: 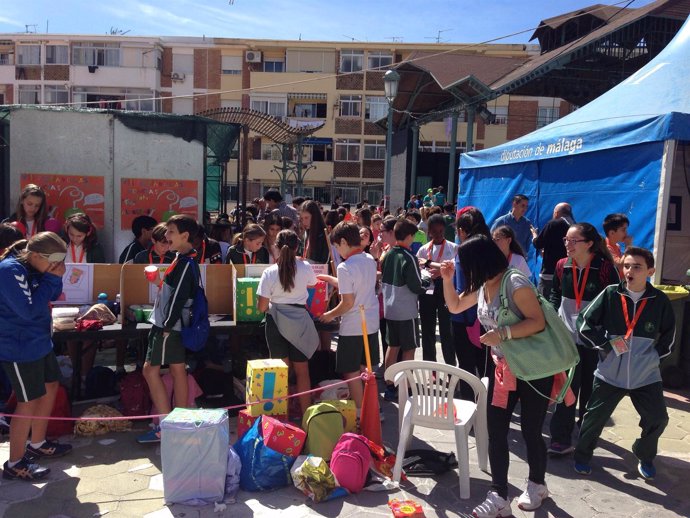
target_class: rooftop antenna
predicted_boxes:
[386,36,404,43]
[424,28,452,43]
[109,27,131,35]
[24,24,37,33]
[342,35,360,42]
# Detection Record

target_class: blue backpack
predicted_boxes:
[180,258,210,352]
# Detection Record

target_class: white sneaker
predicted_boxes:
[472,491,513,518]
[517,480,549,511]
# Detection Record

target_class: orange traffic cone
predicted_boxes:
[359,305,382,447]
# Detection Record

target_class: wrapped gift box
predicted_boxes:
[237,408,287,439]
[236,277,264,322]
[306,280,328,318]
[246,359,288,417]
[321,399,357,433]
[262,415,306,457]
[161,408,229,504]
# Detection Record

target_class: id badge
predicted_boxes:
[610,336,629,356]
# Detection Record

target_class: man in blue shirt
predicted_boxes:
[491,194,534,255]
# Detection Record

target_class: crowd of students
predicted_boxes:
[0,183,676,518]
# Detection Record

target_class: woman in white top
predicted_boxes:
[492,225,531,278]
[257,229,318,415]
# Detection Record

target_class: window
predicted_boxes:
[0,52,11,65]
[44,85,68,105]
[335,139,360,161]
[365,96,388,121]
[263,59,284,72]
[46,45,68,64]
[340,50,363,73]
[537,107,559,128]
[292,102,327,118]
[339,95,361,117]
[18,85,40,104]
[72,42,120,67]
[286,49,336,73]
[364,141,386,160]
[124,92,156,111]
[221,56,242,75]
[493,106,508,125]
[311,143,333,162]
[251,99,287,118]
[261,144,283,161]
[367,51,393,70]
[17,45,40,65]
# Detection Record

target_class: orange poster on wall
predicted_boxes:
[20,174,106,228]
[121,178,199,230]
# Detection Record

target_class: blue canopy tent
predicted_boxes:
[459,16,690,283]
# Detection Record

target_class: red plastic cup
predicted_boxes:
[145,265,159,282]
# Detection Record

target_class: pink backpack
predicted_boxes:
[330,433,371,493]
[119,371,151,417]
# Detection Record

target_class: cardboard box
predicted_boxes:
[262,415,305,457]
[322,399,357,433]
[306,280,328,318]
[246,359,288,417]
[235,277,264,322]
[237,408,287,439]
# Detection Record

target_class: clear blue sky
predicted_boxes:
[1,0,655,44]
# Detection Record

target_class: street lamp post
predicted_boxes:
[383,69,400,211]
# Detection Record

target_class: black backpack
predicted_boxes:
[180,258,210,352]
[402,449,458,476]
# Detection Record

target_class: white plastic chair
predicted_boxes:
[385,360,489,500]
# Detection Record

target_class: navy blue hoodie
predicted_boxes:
[0,256,63,362]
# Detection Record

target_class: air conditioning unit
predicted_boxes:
[171,72,185,81]
[245,51,262,63]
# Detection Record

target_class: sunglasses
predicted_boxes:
[37,252,67,262]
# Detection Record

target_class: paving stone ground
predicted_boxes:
[0,342,688,518]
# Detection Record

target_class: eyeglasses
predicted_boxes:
[37,252,67,262]
[563,238,587,245]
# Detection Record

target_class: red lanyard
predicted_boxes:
[70,243,85,263]
[620,295,647,340]
[426,240,446,262]
[199,240,206,264]
[242,249,257,265]
[158,252,197,288]
[343,248,363,261]
[149,250,165,264]
[304,233,310,259]
[571,256,592,310]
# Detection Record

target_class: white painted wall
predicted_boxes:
[8,108,204,262]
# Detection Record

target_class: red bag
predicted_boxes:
[306,281,328,318]
[330,432,372,493]
[261,415,305,457]
[119,371,151,417]
[6,384,72,438]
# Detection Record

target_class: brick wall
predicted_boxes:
[161,92,172,113]
[365,71,384,91]
[507,100,538,140]
[334,161,361,178]
[335,117,362,134]
[194,48,221,89]
[363,121,385,135]
[44,65,69,81]
[194,93,221,114]
[476,118,485,140]
[161,48,172,88]
[336,72,364,90]
[6,84,13,104]
[362,160,384,178]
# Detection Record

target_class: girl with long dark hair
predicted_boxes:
[257,230,319,415]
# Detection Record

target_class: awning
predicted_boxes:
[303,137,332,145]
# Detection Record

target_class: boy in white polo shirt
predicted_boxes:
[319,221,379,409]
